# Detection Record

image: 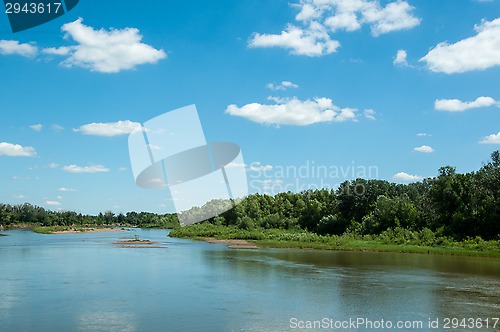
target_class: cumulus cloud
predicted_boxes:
[0,142,36,157]
[74,120,141,137]
[62,164,110,173]
[49,18,166,73]
[393,172,423,182]
[361,0,421,36]
[479,132,500,144]
[0,40,37,57]
[48,162,60,169]
[226,97,358,126]
[250,0,419,56]
[46,200,61,206]
[417,133,432,137]
[29,124,43,132]
[435,96,497,112]
[393,49,408,66]
[249,22,340,56]
[413,145,434,153]
[266,81,299,91]
[421,18,500,73]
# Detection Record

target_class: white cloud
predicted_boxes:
[393,49,408,66]
[479,131,500,144]
[413,145,434,153]
[266,81,299,91]
[250,0,419,56]
[118,167,128,172]
[48,163,60,169]
[393,172,423,182]
[226,97,358,126]
[417,133,432,137]
[46,200,61,206]
[361,0,421,36]
[421,18,500,73]
[74,120,141,137]
[304,0,420,35]
[58,187,77,192]
[325,12,361,32]
[435,96,497,112]
[14,194,25,199]
[53,18,166,73]
[296,3,322,21]
[248,163,273,172]
[62,164,110,173]
[0,40,37,57]
[29,124,43,132]
[364,109,376,120]
[249,22,340,57]
[0,142,36,157]
[267,96,289,103]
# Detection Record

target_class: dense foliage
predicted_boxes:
[185,151,500,241]
[0,206,179,230]
[1,151,499,241]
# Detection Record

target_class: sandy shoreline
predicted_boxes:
[200,237,259,249]
[53,227,124,234]
[113,239,165,249]
[113,240,159,245]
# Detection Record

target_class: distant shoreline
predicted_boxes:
[199,237,259,249]
[54,227,123,234]
[32,226,125,234]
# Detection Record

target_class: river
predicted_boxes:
[0,229,498,331]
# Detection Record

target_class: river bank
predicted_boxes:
[170,224,500,257]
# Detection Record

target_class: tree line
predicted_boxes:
[0,205,179,229]
[1,151,499,240]
[185,151,500,240]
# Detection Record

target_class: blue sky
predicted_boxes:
[0,0,499,215]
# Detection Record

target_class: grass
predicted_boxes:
[169,224,500,257]
[32,226,80,234]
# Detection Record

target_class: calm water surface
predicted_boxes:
[0,229,499,331]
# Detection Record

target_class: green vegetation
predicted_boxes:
[31,226,120,234]
[1,208,181,231]
[170,151,500,256]
[1,152,499,256]
[170,224,500,257]
[32,226,73,234]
